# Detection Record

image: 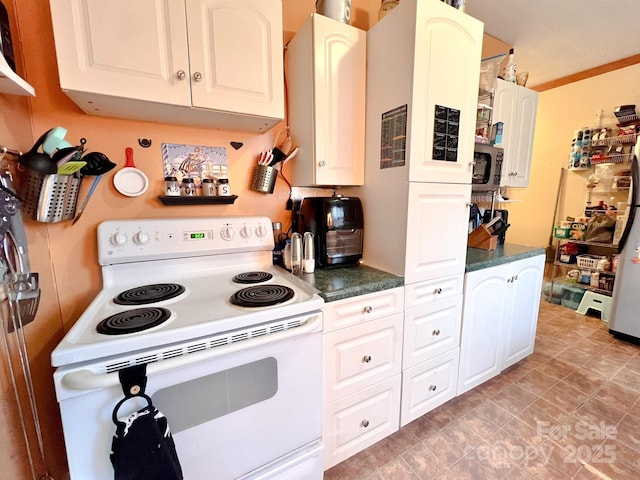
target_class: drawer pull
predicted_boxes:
[360,419,370,428]
[429,384,437,392]
[364,305,373,314]
[434,288,443,295]
[362,355,372,363]
[432,329,441,336]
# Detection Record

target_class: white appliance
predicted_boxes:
[609,140,640,340]
[51,216,325,480]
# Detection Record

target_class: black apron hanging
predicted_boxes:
[110,365,183,480]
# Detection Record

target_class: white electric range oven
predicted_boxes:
[52,216,324,480]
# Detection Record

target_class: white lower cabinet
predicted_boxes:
[322,287,404,471]
[400,276,464,426]
[400,349,459,426]
[322,375,401,470]
[457,255,545,395]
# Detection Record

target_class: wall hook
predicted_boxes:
[138,138,152,148]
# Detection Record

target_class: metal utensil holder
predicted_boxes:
[251,165,278,194]
[22,170,82,222]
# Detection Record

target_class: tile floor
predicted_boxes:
[323,298,640,480]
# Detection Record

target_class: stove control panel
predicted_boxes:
[97,216,274,265]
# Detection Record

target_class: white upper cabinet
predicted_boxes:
[365,0,483,185]
[49,0,284,132]
[287,14,366,186]
[493,79,538,187]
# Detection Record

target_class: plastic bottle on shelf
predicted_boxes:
[503,48,517,83]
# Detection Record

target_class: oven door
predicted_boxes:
[55,313,322,480]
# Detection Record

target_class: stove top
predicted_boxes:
[51,217,324,368]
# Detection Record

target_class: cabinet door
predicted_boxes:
[405,182,470,284]
[50,0,191,105]
[509,88,538,187]
[322,375,401,470]
[185,0,284,119]
[457,264,509,395]
[287,14,366,186]
[494,80,538,188]
[400,348,459,426]
[408,0,482,184]
[323,313,403,404]
[502,255,544,369]
[403,295,462,369]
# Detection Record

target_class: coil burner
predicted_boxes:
[113,283,186,305]
[230,285,294,308]
[96,307,171,335]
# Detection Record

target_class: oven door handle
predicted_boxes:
[61,313,322,391]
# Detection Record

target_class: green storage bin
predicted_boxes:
[561,284,586,310]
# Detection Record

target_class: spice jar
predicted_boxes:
[181,177,196,196]
[164,176,180,196]
[217,178,231,196]
[201,178,216,196]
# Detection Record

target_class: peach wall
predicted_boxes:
[1,1,508,477]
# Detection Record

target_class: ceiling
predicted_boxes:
[464,0,640,88]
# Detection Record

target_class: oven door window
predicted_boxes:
[152,357,278,433]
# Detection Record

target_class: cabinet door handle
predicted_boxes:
[428,384,437,392]
[363,305,373,314]
[318,160,326,167]
[432,329,441,336]
[362,355,372,363]
[176,70,187,80]
[360,419,370,428]
[434,287,443,294]
[193,72,203,82]
[513,275,518,281]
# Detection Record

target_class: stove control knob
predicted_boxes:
[110,232,128,247]
[220,225,235,241]
[255,224,268,238]
[240,225,252,239]
[133,231,150,246]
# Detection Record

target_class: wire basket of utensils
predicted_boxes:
[22,170,82,222]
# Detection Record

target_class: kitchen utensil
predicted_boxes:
[276,147,299,170]
[56,161,86,175]
[53,145,84,167]
[42,126,72,156]
[268,147,287,167]
[71,152,117,224]
[71,175,103,225]
[80,151,117,176]
[113,147,149,197]
[18,129,57,174]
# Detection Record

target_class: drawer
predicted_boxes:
[405,274,463,310]
[403,295,462,368]
[323,313,403,404]
[323,375,401,470]
[400,348,459,427]
[323,287,404,333]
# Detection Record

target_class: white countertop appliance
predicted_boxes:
[52,216,324,480]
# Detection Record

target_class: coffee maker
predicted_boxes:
[297,196,364,268]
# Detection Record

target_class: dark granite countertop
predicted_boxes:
[298,264,404,303]
[466,244,546,272]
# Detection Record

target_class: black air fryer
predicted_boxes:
[298,196,364,268]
